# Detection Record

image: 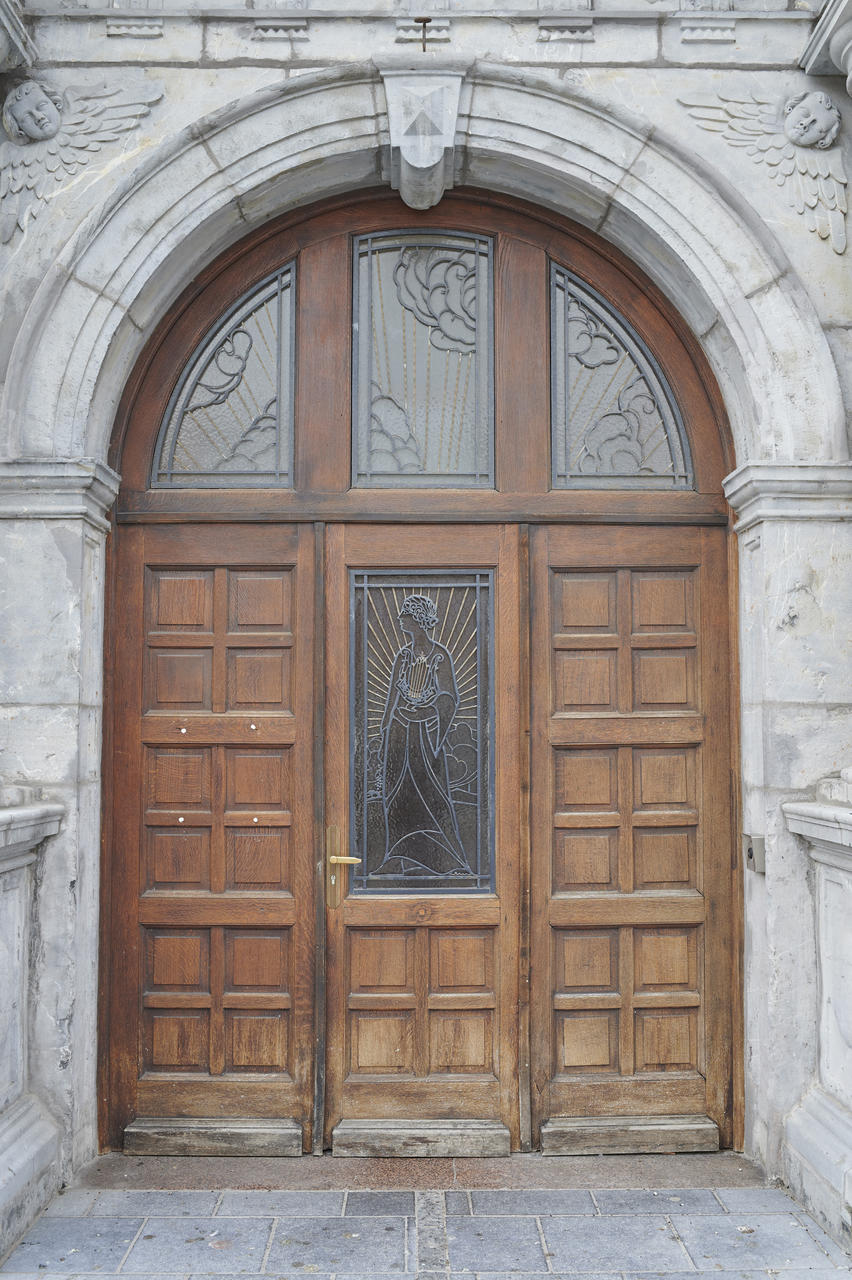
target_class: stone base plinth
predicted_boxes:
[541,1113,719,1155]
[0,1094,61,1261]
[785,1088,852,1251]
[332,1118,510,1156]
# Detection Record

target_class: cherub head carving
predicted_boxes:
[783,90,841,150]
[2,81,63,143]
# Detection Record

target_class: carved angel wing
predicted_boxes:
[678,93,848,254]
[0,81,162,244]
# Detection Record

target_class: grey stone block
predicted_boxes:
[469,1189,595,1215]
[541,1213,692,1271]
[593,1189,723,1214]
[91,1191,220,1217]
[264,1215,408,1273]
[0,1217,143,1273]
[332,1118,510,1157]
[714,1187,799,1213]
[444,1191,471,1215]
[446,1215,547,1272]
[672,1213,837,1270]
[122,1216,274,1273]
[345,1191,416,1216]
[216,1191,345,1218]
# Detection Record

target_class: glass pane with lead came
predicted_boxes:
[350,571,494,893]
[353,232,494,487]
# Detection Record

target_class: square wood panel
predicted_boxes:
[228,570,292,632]
[145,929,210,992]
[225,749,290,811]
[226,650,292,711]
[224,929,290,992]
[145,1010,210,1072]
[145,649,212,712]
[554,930,618,992]
[633,650,696,711]
[349,930,415,995]
[634,827,696,888]
[554,651,617,712]
[631,572,695,634]
[555,572,617,634]
[349,1011,415,1075]
[146,748,212,811]
[633,747,696,811]
[634,927,698,991]
[553,830,618,892]
[146,828,211,891]
[225,827,290,892]
[555,749,618,812]
[635,1009,698,1072]
[225,1011,289,1073]
[556,1011,618,1074]
[146,569,214,633]
[429,1011,494,1074]
[429,930,494,994]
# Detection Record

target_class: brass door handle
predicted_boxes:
[329,855,362,865]
[326,826,360,908]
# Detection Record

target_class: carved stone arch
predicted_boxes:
[0,63,845,471]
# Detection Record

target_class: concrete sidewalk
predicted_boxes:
[2,1154,850,1280]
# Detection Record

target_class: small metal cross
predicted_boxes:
[414,16,431,52]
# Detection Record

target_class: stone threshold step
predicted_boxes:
[332,1118,510,1157]
[123,1116,302,1157]
[541,1113,719,1155]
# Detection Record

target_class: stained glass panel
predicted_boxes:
[551,264,693,489]
[350,571,494,893]
[353,232,494,487]
[152,265,295,487]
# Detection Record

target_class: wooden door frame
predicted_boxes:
[98,188,743,1153]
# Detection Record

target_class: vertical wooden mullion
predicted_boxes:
[311,523,327,1154]
[212,566,227,714]
[211,744,225,896]
[616,569,632,717]
[414,927,430,1079]
[516,524,532,1151]
[617,747,633,896]
[494,239,548,494]
[618,924,635,1078]
[210,925,225,1076]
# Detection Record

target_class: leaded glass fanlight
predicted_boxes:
[353,231,494,487]
[151,264,295,487]
[551,264,693,489]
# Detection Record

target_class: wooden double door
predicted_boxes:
[105,515,734,1153]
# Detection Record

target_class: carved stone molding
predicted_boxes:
[0,0,37,70]
[801,0,852,96]
[378,64,470,211]
[0,459,120,533]
[723,462,852,531]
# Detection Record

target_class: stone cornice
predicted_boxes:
[0,459,120,533]
[0,796,64,873]
[800,0,852,93]
[723,461,852,531]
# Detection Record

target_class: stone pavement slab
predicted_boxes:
[121,1217,274,1273]
[593,1188,722,1214]
[0,1218,143,1273]
[264,1215,409,1273]
[541,1212,692,1271]
[672,1213,837,1270]
[216,1190,345,1217]
[446,1214,547,1271]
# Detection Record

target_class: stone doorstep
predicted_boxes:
[332,1118,511,1157]
[122,1116,302,1157]
[541,1113,720,1155]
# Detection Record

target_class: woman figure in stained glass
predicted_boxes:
[377,594,470,877]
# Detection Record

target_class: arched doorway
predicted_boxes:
[101,190,737,1156]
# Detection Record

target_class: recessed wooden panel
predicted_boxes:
[349,930,414,994]
[145,650,212,711]
[556,573,617,633]
[553,830,618,892]
[145,929,209,991]
[228,570,292,632]
[555,749,618,812]
[146,748,211,810]
[225,930,289,992]
[227,650,291,711]
[635,928,697,991]
[145,1011,209,1072]
[631,572,695,633]
[556,1011,618,1073]
[429,1011,494,1074]
[555,930,618,992]
[636,1010,697,1072]
[555,652,616,711]
[225,828,290,891]
[633,747,695,810]
[634,828,695,888]
[633,650,695,711]
[225,748,289,810]
[146,828,211,890]
[349,1011,415,1075]
[147,570,213,632]
[225,1011,288,1073]
[430,930,494,993]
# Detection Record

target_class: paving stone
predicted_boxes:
[216,1191,345,1217]
[594,1189,723,1214]
[91,1191,220,1217]
[0,1218,144,1273]
[444,1191,471,1216]
[628,1272,852,1280]
[446,1215,547,1272]
[122,1217,274,1273]
[542,1213,692,1272]
[264,1215,407,1273]
[794,1213,852,1265]
[345,1191,416,1216]
[41,1190,99,1218]
[672,1213,836,1270]
[479,1273,624,1280]
[470,1189,595,1215]
[714,1187,800,1213]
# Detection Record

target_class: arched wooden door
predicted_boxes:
[101,192,738,1156]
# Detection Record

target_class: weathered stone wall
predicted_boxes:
[0,0,850,1243]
